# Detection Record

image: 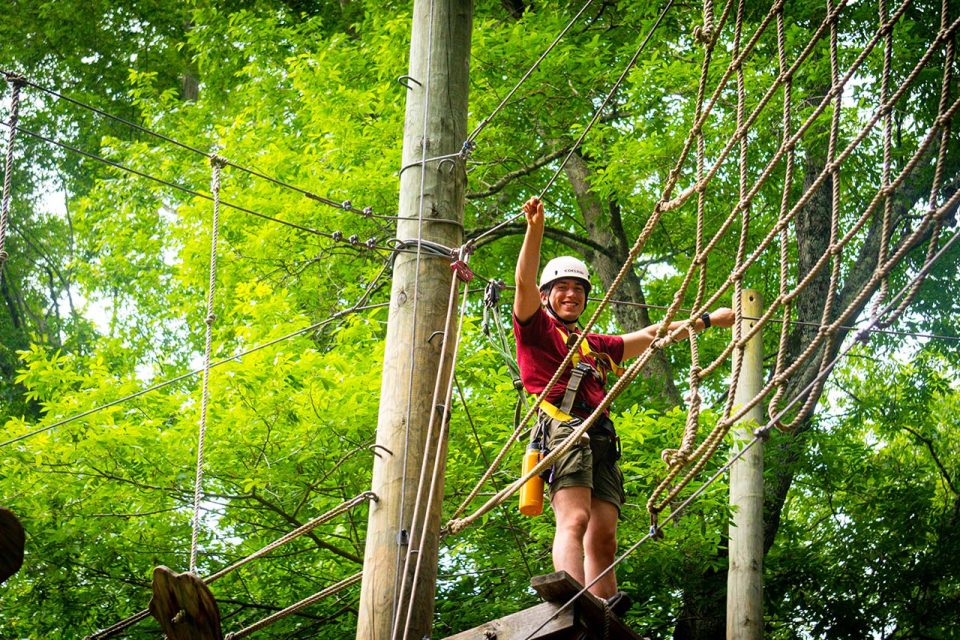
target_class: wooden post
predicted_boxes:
[727,289,764,639]
[355,2,472,640]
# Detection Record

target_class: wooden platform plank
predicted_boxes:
[0,507,25,584]
[442,601,575,640]
[148,566,223,640]
[530,571,645,640]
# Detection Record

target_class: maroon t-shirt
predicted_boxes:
[514,307,624,417]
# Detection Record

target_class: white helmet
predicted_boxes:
[538,256,592,294]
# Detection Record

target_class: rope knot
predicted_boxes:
[693,25,713,45]
[0,250,8,264]
[205,313,216,326]
[660,448,687,467]
[208,154,226,168]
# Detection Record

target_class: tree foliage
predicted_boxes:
[0,1,958,638]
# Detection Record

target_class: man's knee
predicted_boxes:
[557,510,590,538]
[553,487,592,536]
[585,529,617,559]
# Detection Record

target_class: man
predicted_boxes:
[513,196,733,611]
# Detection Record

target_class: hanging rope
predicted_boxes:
[769,0,798,430]
[0,75,22,268]
[189,154,225,573]
[881,0,955,327]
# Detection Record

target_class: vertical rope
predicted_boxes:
[648,0,750,521]
[882,0,954,326]
[871,0,895,321]
[190,154,224,573]
[769,2,797,429]
[0,77,22,268]
[790,0,845,427]
[722,0,749,427]
[664,0,719,469]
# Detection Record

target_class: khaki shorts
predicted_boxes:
[542,417,626,512]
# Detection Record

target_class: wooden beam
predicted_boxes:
[442,602,575,640]
[531,571,645,640]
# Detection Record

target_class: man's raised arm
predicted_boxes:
[514,196,545,324]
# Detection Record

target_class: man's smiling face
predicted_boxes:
[541,278,587,323]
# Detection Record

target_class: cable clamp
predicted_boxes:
[483,279,505,308]
[348,234,359,245]
[331,230,343,241]
[649,513,664,540]
[365,237,377,249]
[459,139,476,159]
[341,199,352,210]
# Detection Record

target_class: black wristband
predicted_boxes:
[700,312,711,329]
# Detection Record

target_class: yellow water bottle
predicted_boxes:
[519,443,544,516]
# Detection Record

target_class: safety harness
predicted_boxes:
[538,326,624,424]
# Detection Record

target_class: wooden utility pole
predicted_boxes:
[727,289,764,639]
[356,2,472,640]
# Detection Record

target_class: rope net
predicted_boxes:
[447,0,958,536]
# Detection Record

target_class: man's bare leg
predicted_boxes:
[583,497,619,599]
[550,486,592,586]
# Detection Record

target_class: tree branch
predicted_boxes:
[466,147,572,200]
